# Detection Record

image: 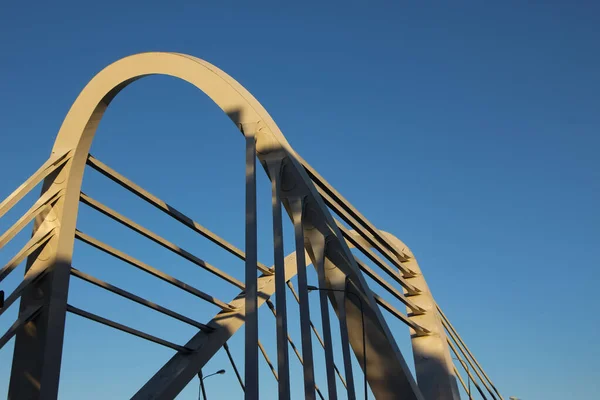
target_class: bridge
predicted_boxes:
[0,52,502,399]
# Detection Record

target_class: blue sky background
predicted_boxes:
[1,1,599,399]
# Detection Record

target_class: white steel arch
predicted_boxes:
[0,52,502,400]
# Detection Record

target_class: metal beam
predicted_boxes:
[0,150,70,219]
[10,152,76,399]
[80,193,244,289]
[338,222,419,294]
[0,259,51,319]
[352,256,424,314]
[316,186,415,275]
[244,126,259,400]
[132,251,305,399]
[300,222,423,399]
[298,156,414,262]
[265,300,326,400]
[373,293,429,335]
[0,228,55,283]
[311,234,338,400]
[75,230,234,311]
[286,281,347,388]
[66,304,192,353]
[267,158,291,400]
[1,51,499,400]
[289,199,317,400]
[70,268,212,331]
[0,186,62,250]
[86,155,272,275]
[336,288,357,400]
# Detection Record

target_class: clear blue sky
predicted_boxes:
[0,1,599,399]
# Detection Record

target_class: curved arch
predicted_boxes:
[12,52,298,399]
[50,51,306,295]
[11,52,425,400]
[52,52,294,154]
[51,51,299,273]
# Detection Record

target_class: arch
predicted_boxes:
[50,51,299,274]
[11,52,298,399]
[10,52,424,400]
[51,52,295,154]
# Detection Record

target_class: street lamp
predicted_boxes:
[307,283,367,400]
[198,369,226,400]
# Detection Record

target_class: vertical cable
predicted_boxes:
[313,235,338,400]
[265,299,325,400]
[287,281,347,388]
[290,198,317,400]
[337,285,357,400]
[244,129,259,400]
[269,160,290,400]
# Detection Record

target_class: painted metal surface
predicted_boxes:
[289,199,317,400]
[267,159,291,400]
[0,52,504,400]
[244,127,259,400]
[380,233,461,400]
